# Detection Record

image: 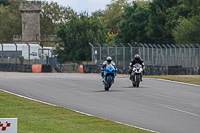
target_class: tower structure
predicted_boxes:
[18,1,41,43]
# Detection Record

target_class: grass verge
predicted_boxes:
[0,90,152,133]
[144,75,200,85]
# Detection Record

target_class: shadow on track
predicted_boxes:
[93,90,122,93]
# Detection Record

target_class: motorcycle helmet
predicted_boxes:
[134,54,140,61]
[106,56,112,63]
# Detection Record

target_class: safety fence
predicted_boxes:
[89,43,200,67]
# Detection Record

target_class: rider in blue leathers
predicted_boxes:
[101,56,117,80]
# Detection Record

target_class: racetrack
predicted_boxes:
[0,73,200,133]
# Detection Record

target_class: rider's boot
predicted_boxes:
[140,75,143,81]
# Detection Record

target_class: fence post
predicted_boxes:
[189,44,195,67]
[144,44,149,65]
[120,43,125,66]
[14,43,17,64]
[181,44,186,67]
[0,42,3,63]
[186,44,191,67]
[97,43,102,64]
[171,44,176,66]
[112,43,117,65]
[153,44,158,66]
[140,43,145,62]
[166,44,172,66]
[157,44,162,66]
[26,42,30,70]
[176,44,181,66]
[162,44,168,67]
[127,43,132,60]
[89,42,94,64]
[149,44,154,66]
[196,44,200,67]
[105,43,109,56]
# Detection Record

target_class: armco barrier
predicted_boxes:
[0,63,52,72]
[83,65,200,75]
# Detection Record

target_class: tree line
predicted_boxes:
[0,0,200,63]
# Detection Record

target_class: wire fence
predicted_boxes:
[89,43,200,67]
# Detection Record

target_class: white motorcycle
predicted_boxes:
[130,63,143,87]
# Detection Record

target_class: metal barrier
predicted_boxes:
[89,43,200,67]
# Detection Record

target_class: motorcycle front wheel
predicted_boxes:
[136,74,140,87]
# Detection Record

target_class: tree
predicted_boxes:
[100,0,131,33]
[40,1,76,36]
[55,15,108,63]
[0,0,9,6]
[146,0,179,44]
[172,17,200,44]
[0,0,22,42]
[114,1,152,44]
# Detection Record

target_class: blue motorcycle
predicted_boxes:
[103,64,116,91]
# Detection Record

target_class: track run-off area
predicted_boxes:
[0,72,200,133]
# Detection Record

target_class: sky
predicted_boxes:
[45,0,133,15]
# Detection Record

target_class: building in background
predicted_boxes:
[13,1,41,44]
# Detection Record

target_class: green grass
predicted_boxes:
[144,75,200,85]
[0,91,152,133]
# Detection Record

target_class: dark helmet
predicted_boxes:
[134,54,140,60]
[106,56,112,63]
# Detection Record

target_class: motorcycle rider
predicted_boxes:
[129,54,145,81]
[101,56,117,81]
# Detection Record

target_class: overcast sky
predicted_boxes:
[44,0,133,14]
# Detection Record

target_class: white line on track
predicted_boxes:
[150,78,200,87]
[0,88,158,133]
[157,104,200,117]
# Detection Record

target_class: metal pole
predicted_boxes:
[127,43,133,60]
[196,44,200,67]
[120,43,125,66]
[162,44,168,67]
[89,42,94,64]
[171,44,176,66]
[166,44,172,66]
[176,44,181,66]
[181,44,186,67]
[186,44,191,67]
[112,43,117,65]
[14,43,17,64]
[144,43,149,65]
[26,42,30,71]
[153,44,158,66]
[189,44,195,67]
[149,44,154,66]
[105,43,109,56]
[157,44,162,66]
[97,43,102,63]
[0,42,3,63]
[140,43,145,62]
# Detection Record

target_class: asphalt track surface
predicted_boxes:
[0,73,200,133]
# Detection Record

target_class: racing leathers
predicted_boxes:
[101,61,117,78]
[129,58,145,80]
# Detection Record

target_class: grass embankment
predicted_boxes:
[0,91,151,133]
[144,75,200,85]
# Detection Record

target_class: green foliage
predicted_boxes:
[100,0,131,33]
[172,17,200,44]
[55,15,108,63]
[114,1,152,44]
[19,55,24,65]
[146,0,179,44]
[40,1,76,36]
[0,0,22,42]
[0,0,9,6]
